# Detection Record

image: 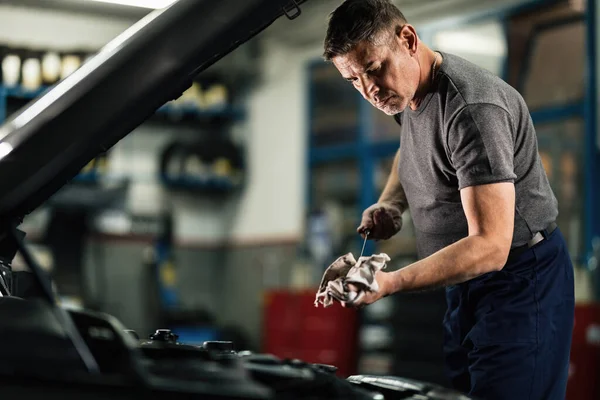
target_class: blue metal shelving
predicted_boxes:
[309,140,399,166]
[516,12,594,267]
[0,85,48,122]
[0,84,245,124]
[530,102,585,125]
[309,143,357,165]
[306,61,400,257]
[1,84,48,99]
[157,102,245,121]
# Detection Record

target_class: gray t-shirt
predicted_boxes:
[395,52,558,259]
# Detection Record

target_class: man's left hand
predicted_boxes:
[342,270,395,308]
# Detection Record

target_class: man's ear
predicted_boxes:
[398,24,418,54]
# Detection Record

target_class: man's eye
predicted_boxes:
[369,64,382,74]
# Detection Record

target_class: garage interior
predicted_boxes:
[0,0,598,398]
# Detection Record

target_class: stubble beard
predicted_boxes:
[375,96,404,115]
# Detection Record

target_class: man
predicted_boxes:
[322,1,575,399]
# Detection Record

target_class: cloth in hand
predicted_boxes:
[314,252,356,307]
[314,253,390,307]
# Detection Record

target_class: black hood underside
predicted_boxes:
[0,0,307,227]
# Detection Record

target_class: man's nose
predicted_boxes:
[365,79,379,99]
[359,77,378,99]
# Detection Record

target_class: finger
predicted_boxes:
[374,208,389,226]
[358,214,374,234]
[342,300,359,309]
[343,290,365,308]
[369,209,382,238]
[357,226,370,238]
[353,290,366,305]
[375,209,394,239]
[371,210,383,238]
[347,283,360,292]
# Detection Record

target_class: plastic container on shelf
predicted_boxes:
[60,54,81,80]
[21,58,42,91]
[2,54,21,86]
[41,52,61,85]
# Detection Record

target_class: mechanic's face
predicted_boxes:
[332,26,421,115]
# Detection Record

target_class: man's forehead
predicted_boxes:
[333,42,380,72]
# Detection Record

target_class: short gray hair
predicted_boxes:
[323,0,407,61]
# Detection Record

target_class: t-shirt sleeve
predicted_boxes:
[447,103,517,190]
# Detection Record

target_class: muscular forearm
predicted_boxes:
[387,234,509,293]
[379,149,408,212]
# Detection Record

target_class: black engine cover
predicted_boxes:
[0,296,474,399]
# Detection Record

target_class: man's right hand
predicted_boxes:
[357,202,403,240]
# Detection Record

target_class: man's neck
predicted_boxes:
[409,48,442,111]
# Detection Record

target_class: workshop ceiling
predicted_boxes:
[0,0,148,19]
[0,0,525,85]
[0,0,529,34]
[261,0,528,47]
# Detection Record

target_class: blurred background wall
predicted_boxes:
[0,0,599,398]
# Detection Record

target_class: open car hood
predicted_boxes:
[0,0,307,227]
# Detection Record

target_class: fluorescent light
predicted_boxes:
[0,142,13,161]
[86,0,177,9]
[433,31,506,57]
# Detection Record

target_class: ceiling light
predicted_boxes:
[86,0,178,9]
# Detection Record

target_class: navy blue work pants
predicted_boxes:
[443,228,575,399]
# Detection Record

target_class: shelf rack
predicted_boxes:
[0,83,246,192]
[306,60,410,261]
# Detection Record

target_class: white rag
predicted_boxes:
[314,252,391,307]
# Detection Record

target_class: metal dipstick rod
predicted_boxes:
[359,230,370,258]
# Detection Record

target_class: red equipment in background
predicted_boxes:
[567,303,600,400]
[262,289,359,378]
[263,292,600,396]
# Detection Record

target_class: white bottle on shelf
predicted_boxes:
[2,54,21,87]
[22,58,42,90]
[42,52,61,84]
[60,55,81,80]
